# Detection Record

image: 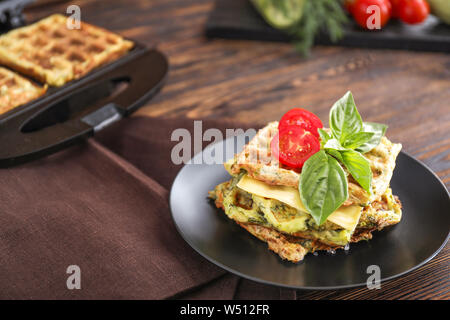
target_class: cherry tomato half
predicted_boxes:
[278,108,323,138]
[351,0,392,29]
[398,0,429,24]
[271,126,320,169]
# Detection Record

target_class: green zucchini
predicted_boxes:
[250,0,305,29]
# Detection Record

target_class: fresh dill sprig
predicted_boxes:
[289,0,349,55]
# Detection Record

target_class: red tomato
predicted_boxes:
[390,0,402,18]
[351,0,392,29]
[398,0,429,24]
[345,0,356,13]
[271,126,320,169]
[278,108,323,138]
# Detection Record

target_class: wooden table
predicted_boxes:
[26,0,449,300]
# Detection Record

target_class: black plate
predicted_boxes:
[170,135,450,290]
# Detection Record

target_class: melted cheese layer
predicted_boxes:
[237,175,362,231]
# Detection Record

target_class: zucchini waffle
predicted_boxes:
[0,14,134,87]
[209,121,402,263]
[0,67,47,115]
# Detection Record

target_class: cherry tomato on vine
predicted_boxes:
[389,0,402,18]
[278,108,323,138]
[345,0,356,13]
[271,126,320,169]
[350,0,392,29]
[398,0,429,24]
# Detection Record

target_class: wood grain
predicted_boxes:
[26,0,450,300]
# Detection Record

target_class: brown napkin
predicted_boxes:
[0,116,296,299]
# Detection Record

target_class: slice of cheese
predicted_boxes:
[237,175,362,231]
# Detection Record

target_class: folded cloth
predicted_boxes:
[0,116,296,299]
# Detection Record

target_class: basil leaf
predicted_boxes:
[329,91,363,143]
[325,148,344,162]
[318,128,331,148]
[323,138,346,150]
[299,150,348,226]
[340,149,372,194]
[342,131,374,149]
[356,122,388,153]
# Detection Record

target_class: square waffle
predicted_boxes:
[0,14,134,87]
[0,67,47,115]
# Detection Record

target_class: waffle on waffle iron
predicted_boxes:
[0,67,47,115]
[0,14,134,87]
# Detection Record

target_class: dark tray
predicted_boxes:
[206,0,450,52]
[0,42,169,167]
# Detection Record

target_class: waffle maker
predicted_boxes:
[0,4,168,167]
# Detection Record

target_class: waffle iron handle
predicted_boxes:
[109,49,169,116]
[0,48,168,168]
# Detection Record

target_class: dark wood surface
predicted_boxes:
[26,0,449,300]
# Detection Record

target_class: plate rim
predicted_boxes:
[169,137,450,290]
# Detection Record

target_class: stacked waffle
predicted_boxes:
[209,122,402,263]
[0,14,133,115]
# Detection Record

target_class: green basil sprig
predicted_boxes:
[356,122,387,153]
[299,150,348,226]
[299,91,387,226]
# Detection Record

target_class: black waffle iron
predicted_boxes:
[0,0,33,29]
[0,10,169,167]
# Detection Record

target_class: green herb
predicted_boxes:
[328,92,387,155]
[323,138,346,151]
[342,131,375,149]
[290,0,349,55]
[251,0,349,55]
[299,91,387,225]
[318,128,331,148]
[339,149,372,193]
[356,122,387,153]
[329,91,363,143]
[299,150,348,226]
